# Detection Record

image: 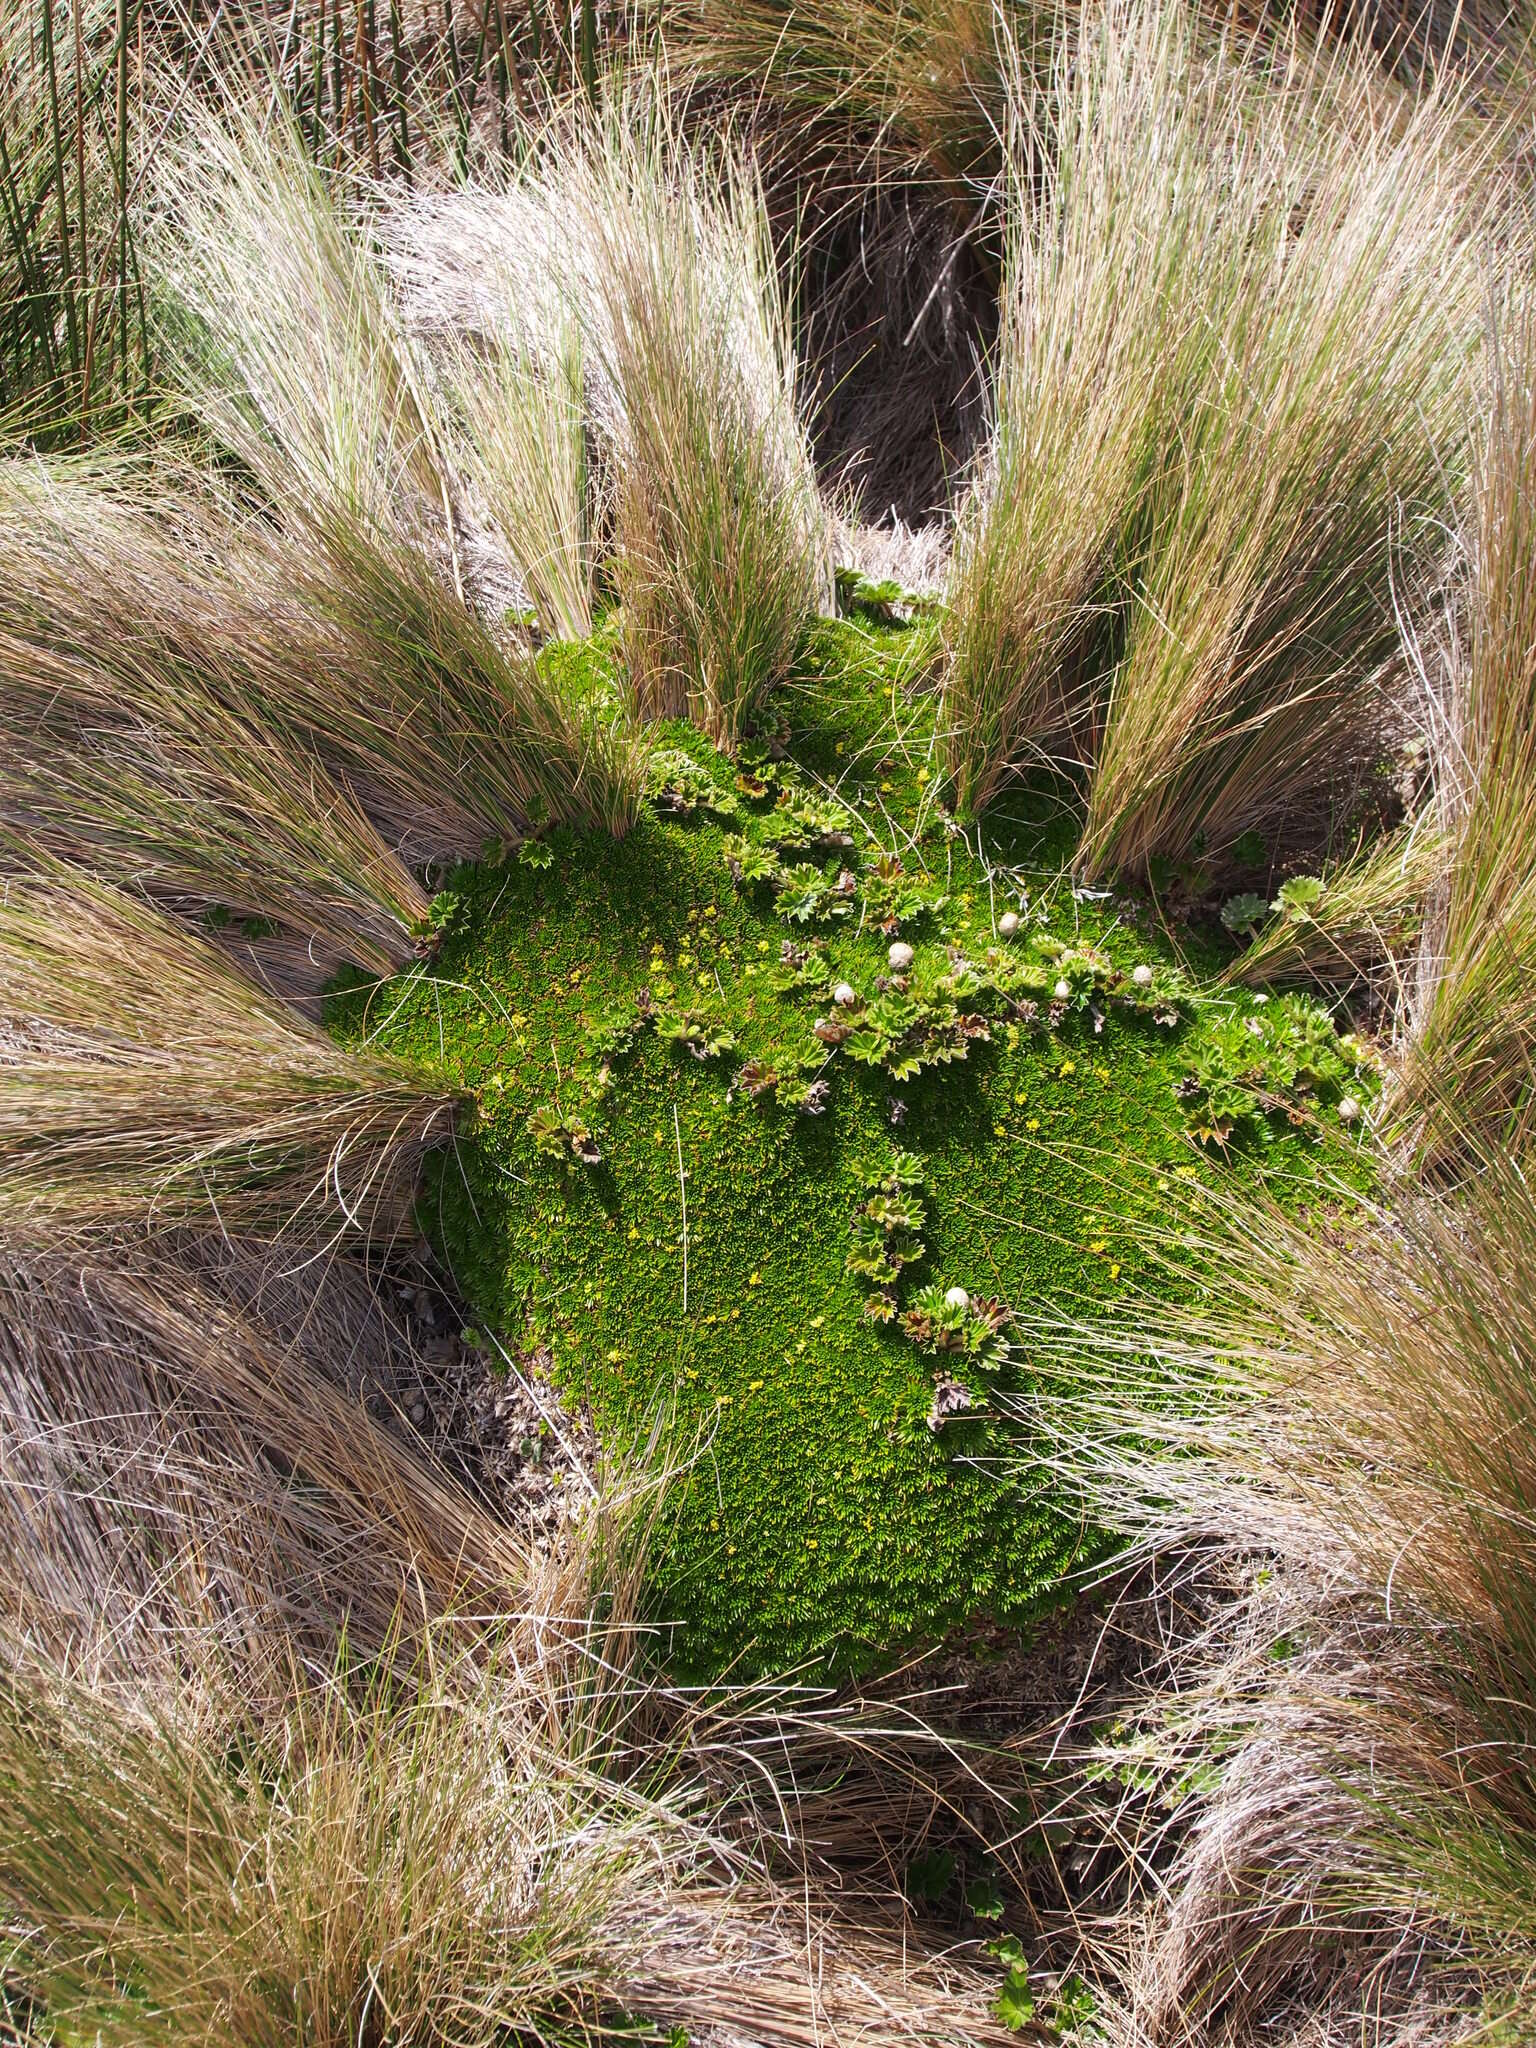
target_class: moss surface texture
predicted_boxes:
[330,615,1374,1679]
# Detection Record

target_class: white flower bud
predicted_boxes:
[833,981,857,1007]
[944,1285,970,1312]
[1053,978,1071,1002]
[1132,964,1154,988]
[888,941,915,972]
[998,910,1021,938]
[1338,1096,1361,1125]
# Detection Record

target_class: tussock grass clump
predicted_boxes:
[0,455,438,976]
[1010,1128,1536,2029]
[0,868,461,1241]
[945,0,1497,872]
[0,1239,549,1684]
[669,0,1041,206]
[153,96,642,845]
[385,80,828,747]
[584,99,828,744]
[1402,302,1536,1162]
[0,1587,1023,2048]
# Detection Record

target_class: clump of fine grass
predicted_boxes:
[1008,1123,1536,2031]
[151,92,642,845]
[0,452,441,976]
[0,866,461,1241]
[944,0,1498,872]
[435,311,599,644]
[585,91,828,743]
[1400,299,1536,1163]
[0,1237,553,1687]
[0,1582,1023,2048]
[384,76,828,747]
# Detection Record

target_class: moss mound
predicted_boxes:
[330,619,1372,1679]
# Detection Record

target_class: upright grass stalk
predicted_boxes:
[0,868,462,1241]
[0,0,150,434]
[944,0,1498,871]
[1401,298,1536,1161]
[152,93,642,843]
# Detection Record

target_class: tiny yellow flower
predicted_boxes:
[627,1225,640,1241]
[993,1123,1007,1137]
[809,1315,825,1329]
[1089,1239,1108,1254]
[1059,1059,1076,1077]
[606,1348,622,1364]
[697,971,711,987]
[726,1542,737,1556]
[1014,1092,1028,1106]
[1026,1118,1040,1132]
[805,1537,818,1550]
[749,1378,765,1391]
[1109,1262,1121,1279]
[749,1271,761,1286]
[916,768,931,786]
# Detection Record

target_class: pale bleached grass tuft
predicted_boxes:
[384,77,829,746]
[0,868,461,1242]
[1004,1124,1536,2033]
[945,0,1501,872]
[152,94,643,844]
